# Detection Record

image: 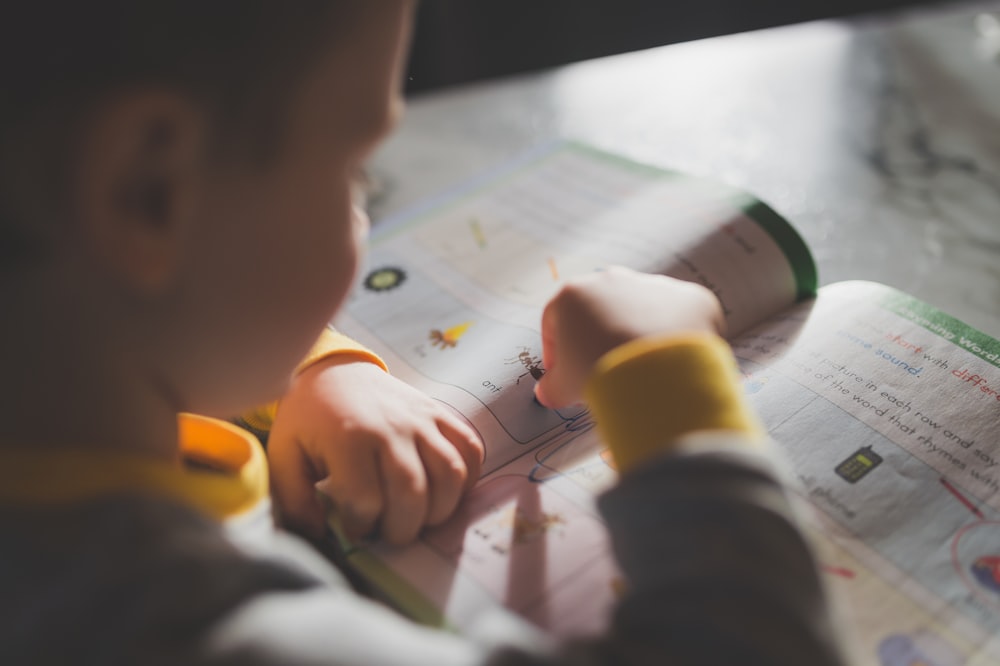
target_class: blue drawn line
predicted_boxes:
[527,408,597,483]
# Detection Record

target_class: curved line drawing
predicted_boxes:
[951,520,1000,610]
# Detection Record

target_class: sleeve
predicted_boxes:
[238,327,388,436]
[296,327,388,376]
[569,332,847,666]
[583,332,765,472]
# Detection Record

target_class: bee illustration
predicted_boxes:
[506,347,545,384]
[428,321,474,349]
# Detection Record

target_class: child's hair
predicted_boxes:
[0,1,358,268]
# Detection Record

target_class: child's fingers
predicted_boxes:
[415,435,467,527]
[533,365,585,410]
[417,426,480,527]
[434,412,484,492]
[534,307,587,408]
[534,300,572,408]
[266,432,328,540]
[376,437,429,545]
[320,437,387,541]
[532,374,558,408]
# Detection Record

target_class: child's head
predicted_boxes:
[0,1,413,419]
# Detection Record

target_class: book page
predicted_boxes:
[336,141,816,473]
[346,434,622,638]
[343,279,1000,655]
[733,280,1000,666]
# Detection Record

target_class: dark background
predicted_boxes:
[405,0,954,93]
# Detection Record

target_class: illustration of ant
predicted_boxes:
[506,347,545,384]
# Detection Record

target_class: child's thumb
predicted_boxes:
[533,370,577,410]
[533,379,554,408]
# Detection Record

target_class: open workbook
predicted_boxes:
[332,141,1000,664]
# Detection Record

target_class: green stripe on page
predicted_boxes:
[741,199,818,301]
[881,291,1000,370]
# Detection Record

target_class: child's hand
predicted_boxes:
[534,266,725,409]
[267,359,484,545]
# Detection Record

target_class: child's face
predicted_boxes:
[172,2,414,415]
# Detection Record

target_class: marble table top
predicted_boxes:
[369,0,1000,337]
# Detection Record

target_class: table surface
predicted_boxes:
[369,0,1000,337]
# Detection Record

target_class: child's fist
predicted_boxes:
[534,267,725,409]
[267,359,484,545]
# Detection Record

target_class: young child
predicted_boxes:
[0,2,847,664]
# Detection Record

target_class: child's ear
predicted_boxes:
[74,91,205,292]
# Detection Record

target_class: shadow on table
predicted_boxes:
[405,0,957,94]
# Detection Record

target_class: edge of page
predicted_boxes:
[742,199,819,301]
[874,282,1000,365]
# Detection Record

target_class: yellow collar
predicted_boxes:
[0,414,267,520]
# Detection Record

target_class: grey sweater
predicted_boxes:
[0,440,846,666]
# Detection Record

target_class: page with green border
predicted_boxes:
[881,288,1000,368]
[373,140,819,307]
[342,140,825,630]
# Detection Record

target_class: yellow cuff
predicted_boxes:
[297,327,388,375]
[240,327,388,433]
[585,333,763,474]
